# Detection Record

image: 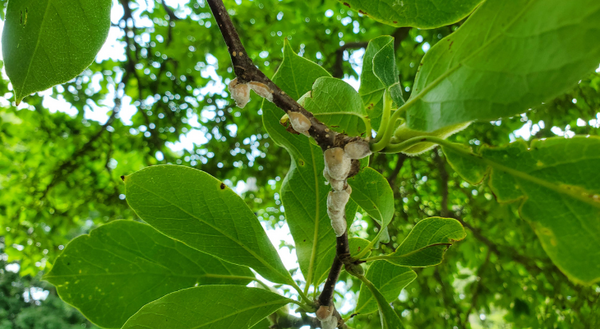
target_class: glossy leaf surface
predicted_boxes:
[338,0,482,29]
[124,165,292,285]
[2,0,111,104]
[404,0,600,132]
[443,137,600,284]
[262,42,358,289]
[122,286,290,329]
[302,77,368,137]
[383,217,466,267]
[360,277,405,329]
[355,261,417,315]
[359,36,393,131]
[348,167,394,243]
[44,220,252,329]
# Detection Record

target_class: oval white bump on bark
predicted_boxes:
[316,305,334,321]
[249,81,274,102]
[320,315,338,329]
[288,112,312,136]
[324,147,351,181]
[345,140,372,159]
[228,78,250,108]
[324,169,346,191]
[327,187,351,212]
[328,209,347,237]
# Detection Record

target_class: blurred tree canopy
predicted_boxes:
[0,0,599,327]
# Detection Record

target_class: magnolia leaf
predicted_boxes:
[121,286,291,329]
[359,277,405,329]
[44,221,252,329]
[360,36,391,131]
[301,77,368,137]
[355,261,417,315]
[338,0,483,29]
[359,36,404,131]
[382,217,466,267]
[404,0,600,132]
[262,41,359,289]
[2,0,111,104]
[372,40,404,108]
[123,165,292,285]
[442,137,600,285]
[348,167,394,243]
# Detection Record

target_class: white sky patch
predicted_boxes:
[5,263,20,273]
[23,287,50,302]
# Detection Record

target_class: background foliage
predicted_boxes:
[1,0,599,328]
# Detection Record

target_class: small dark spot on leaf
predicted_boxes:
[393,21,398,24]
[220,183,226,190]
[298,159,305,166]
[358,10,367,15]
[67,262,71,266]
[343,2,351,8]
[449,40,454,49]
[120,175,125,181]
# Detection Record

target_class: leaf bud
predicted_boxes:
[288,111,312,136]
[249,81,274,102]
[228,78,250,108]
[324,147,351,181]
[344,263,365,277]
[344,140,372,159]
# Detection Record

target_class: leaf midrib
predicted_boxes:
[19,0,53,99]
[481,157,600,209]
[399,0,537,116]
[129,180,291,285]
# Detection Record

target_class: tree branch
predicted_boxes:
[207,2,368,327]
[207,0,366,153]
[331,41,368,78]
[433,150,449,217]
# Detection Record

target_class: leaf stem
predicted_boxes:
[353,230,383,260]
[371,94,408,152]
[290,281,314,306]
[381,135,460,154]
[373,90,392,143]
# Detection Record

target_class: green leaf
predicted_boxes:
[359,277,405,329]
[359,36,403,131]
[338,0,483,28]
[1,0,112,104]
[313,237,371,286]
[355,261,417,315]
[123,165,292,285]
[121,286,291,329]
[44,220,253,329]
[442,137,600,285]
[263,41,359,290]
[301,77,368,137]
[348,167,394,244]
[372,40,404,108]
[404,0,600,132]
[382,217,466,267]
